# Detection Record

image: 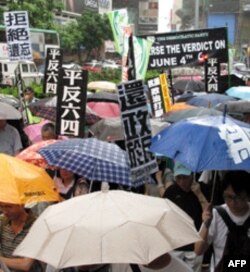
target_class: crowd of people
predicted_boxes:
[0,86,250,272]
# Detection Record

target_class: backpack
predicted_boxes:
[214,206,250,272]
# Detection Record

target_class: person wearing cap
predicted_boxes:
[163,161,206,272]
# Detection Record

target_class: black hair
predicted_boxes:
[222,171,250,196]
[23,86,34,93]
[41,122,55,133]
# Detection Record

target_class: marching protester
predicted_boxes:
[163,161,208,272]
[0,202,43,271]
[195,170,250,271]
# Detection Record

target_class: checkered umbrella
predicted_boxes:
[28,96,101,125]
[38,138,148,187]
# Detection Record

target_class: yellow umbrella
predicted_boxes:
[0,153,60,205]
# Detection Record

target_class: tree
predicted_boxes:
[76,11,113,60]
[0,0,63,28]
[57,11,113,61]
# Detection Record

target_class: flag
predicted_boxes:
[108,9,129,54]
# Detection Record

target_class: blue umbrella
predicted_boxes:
[150,115,250,172]
[38,138,151,187]
[187,93,236,108]
[226,86,250,100]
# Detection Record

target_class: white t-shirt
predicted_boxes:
[53,177,75,195]
[207,203,250,271]
[110,254,192,272]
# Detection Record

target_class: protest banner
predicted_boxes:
[117,80,158,181]
[56,68,88,138]
[43,47,63,95]
[4,11,32,61]
[142,27,228,69]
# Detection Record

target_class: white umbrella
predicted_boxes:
[14,190,201,269]
[90,117,170,141]
[0,101,22,119]
[87,81,117,92]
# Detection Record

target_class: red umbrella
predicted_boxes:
[87,102,120,118]
[16,140,59,168]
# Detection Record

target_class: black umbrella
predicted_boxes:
[173,79,205,93]
[28,96,101,125]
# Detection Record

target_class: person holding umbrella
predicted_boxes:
[195,171,250,272]
[162,162,207,272]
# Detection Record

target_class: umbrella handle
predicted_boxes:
[89,180,94,193]
[210,171,217,204]
[223,104,228,124]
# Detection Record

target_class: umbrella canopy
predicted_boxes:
[90,117,170,141]
[87,92,118,103]
[0,94,20,108]
[16,139,59,168]
[87,101,120,118]
[14,190,201,269]
[170,102,194,112]
[218,74,246,93]
[28,96,101,125]
[175,92,197,103]
[226,86,250,100]
[164,107,222,123]
[150,115,250,172]
[87,81,117,92]
[215,100,250,114]
[23,120,50,144]
[0,101,22,119]
[187,93,236,108]
[38,138,143,187]
[0,153,59,204]
[175,75,203,81]
[173,79,205,93]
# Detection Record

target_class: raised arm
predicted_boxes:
[195,203,213,255]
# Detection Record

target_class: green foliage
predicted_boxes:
[56,11,113,60]
[145,69,162,81]
[55,21,80,52]
[76,11,113,53]
[2,0,63,28]
[88,68,121,83]
[0,86,18,97]
[0,83,44,98]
